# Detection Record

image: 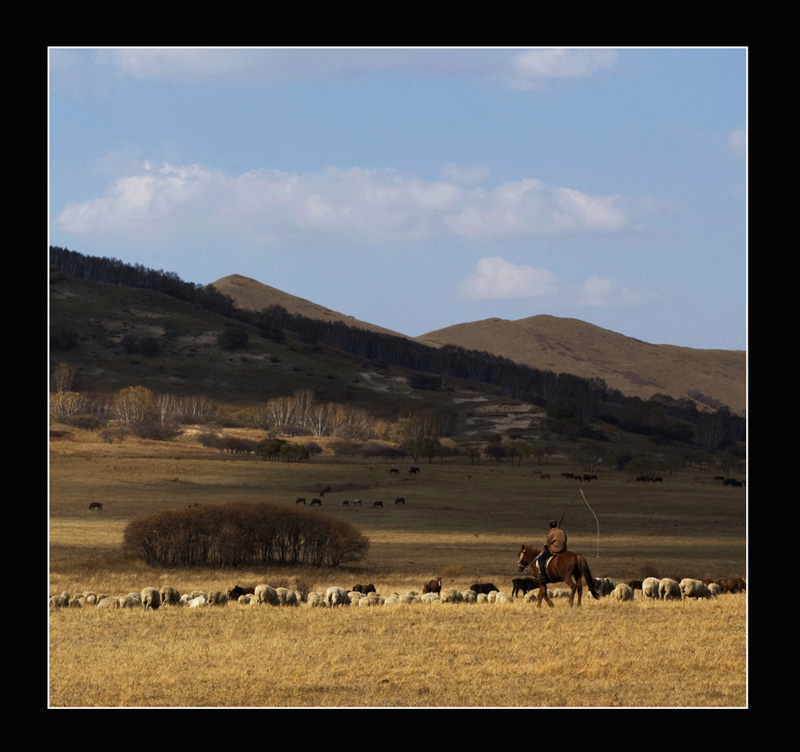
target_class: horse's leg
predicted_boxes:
[537,584,553,608]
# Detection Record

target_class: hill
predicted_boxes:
[416,315,746,416]
[210,274,410,340]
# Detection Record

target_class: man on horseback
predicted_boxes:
[536,520,567,584]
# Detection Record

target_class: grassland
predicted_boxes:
[49,428,747,708]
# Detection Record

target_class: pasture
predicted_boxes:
[49,430,747,708]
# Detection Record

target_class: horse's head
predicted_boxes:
[518,545,532,572]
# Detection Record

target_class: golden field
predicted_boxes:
[49,429,747,708]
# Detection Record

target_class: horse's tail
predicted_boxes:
[578,554,600,600]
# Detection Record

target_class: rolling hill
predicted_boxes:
[210,275,745,416]
[416,315,746,415]
[210,274,410,339]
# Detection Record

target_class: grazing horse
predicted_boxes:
[88,502,103,511]
[517,544,600,608]
[310,498,322,507]
[394,497,405,505]
[372,500,383,508]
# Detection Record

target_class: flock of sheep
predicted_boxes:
[49,573,745,611]
[591,575,746,602]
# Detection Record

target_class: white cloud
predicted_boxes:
[97,48,620,91]
[57,160,634,244]
[461,257,558,299]
[505,49,618,90]
[577,276,643,307]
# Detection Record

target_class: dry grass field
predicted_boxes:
[49,429,747,708]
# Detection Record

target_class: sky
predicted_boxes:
[48,47,747,350]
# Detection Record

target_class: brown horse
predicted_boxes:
[517,544,600,607]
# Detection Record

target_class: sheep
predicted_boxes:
[494,592,514,604]
[708,582,722,597]
[179,593,193,606]
[348,591,366,604]
[420,592,440,604]
[462,590,478,604]
[96,596,119,609]
[440,588,464,604]
[238,594,258,605]
[325,586,351,607]
[189,595,208,608]
[597,577,616,596]
[160,586,181,606]
[118,594,141,608]
[642,577,661,600]
[359,593,384,606]
[613,583,634,601]
[141,587,161,611]
[275,587,299,607]
[207,591,228,606]
[399,593,422,605]
[306,592,327,608]
[680,578,716,600]
[659,578,681,600]
[255,584,280,606]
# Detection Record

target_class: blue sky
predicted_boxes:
[49,48,747,350]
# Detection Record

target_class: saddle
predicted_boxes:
[534,555,556,582]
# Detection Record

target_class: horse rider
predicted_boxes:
[536,520,567,584]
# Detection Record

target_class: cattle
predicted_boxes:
[88,502,103,511]
[310,498,322,507]
[422,577,442,594]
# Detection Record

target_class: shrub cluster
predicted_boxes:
[123,502,369,568]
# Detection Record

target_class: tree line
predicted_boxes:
[49,246,745,453]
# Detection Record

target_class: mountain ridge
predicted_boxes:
[208,274,746,415]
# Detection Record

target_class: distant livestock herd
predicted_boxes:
[50,573,744,611]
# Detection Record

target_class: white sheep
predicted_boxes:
[96,596,119,608]
[255,584,280,606]
[275,587,299,606]
[179,593,193,606]
[659,578,681,600]
[360,593,384,606]
[494,592,514,604]
[462,590,478,604]
[708,582,722,597]
[325,586,351,607]
[189,595,208,607]
[440,588,464,604]
[642,577,661,600]
[118,594,140,608]
[680,578,716,600]
[613,583,634,601]
[141,587,161,610]
[420,592,440,604]
[306,592,327,608]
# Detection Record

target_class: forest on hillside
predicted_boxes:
[49,246,746,456]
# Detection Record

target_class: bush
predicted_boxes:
[123,502,369,568]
